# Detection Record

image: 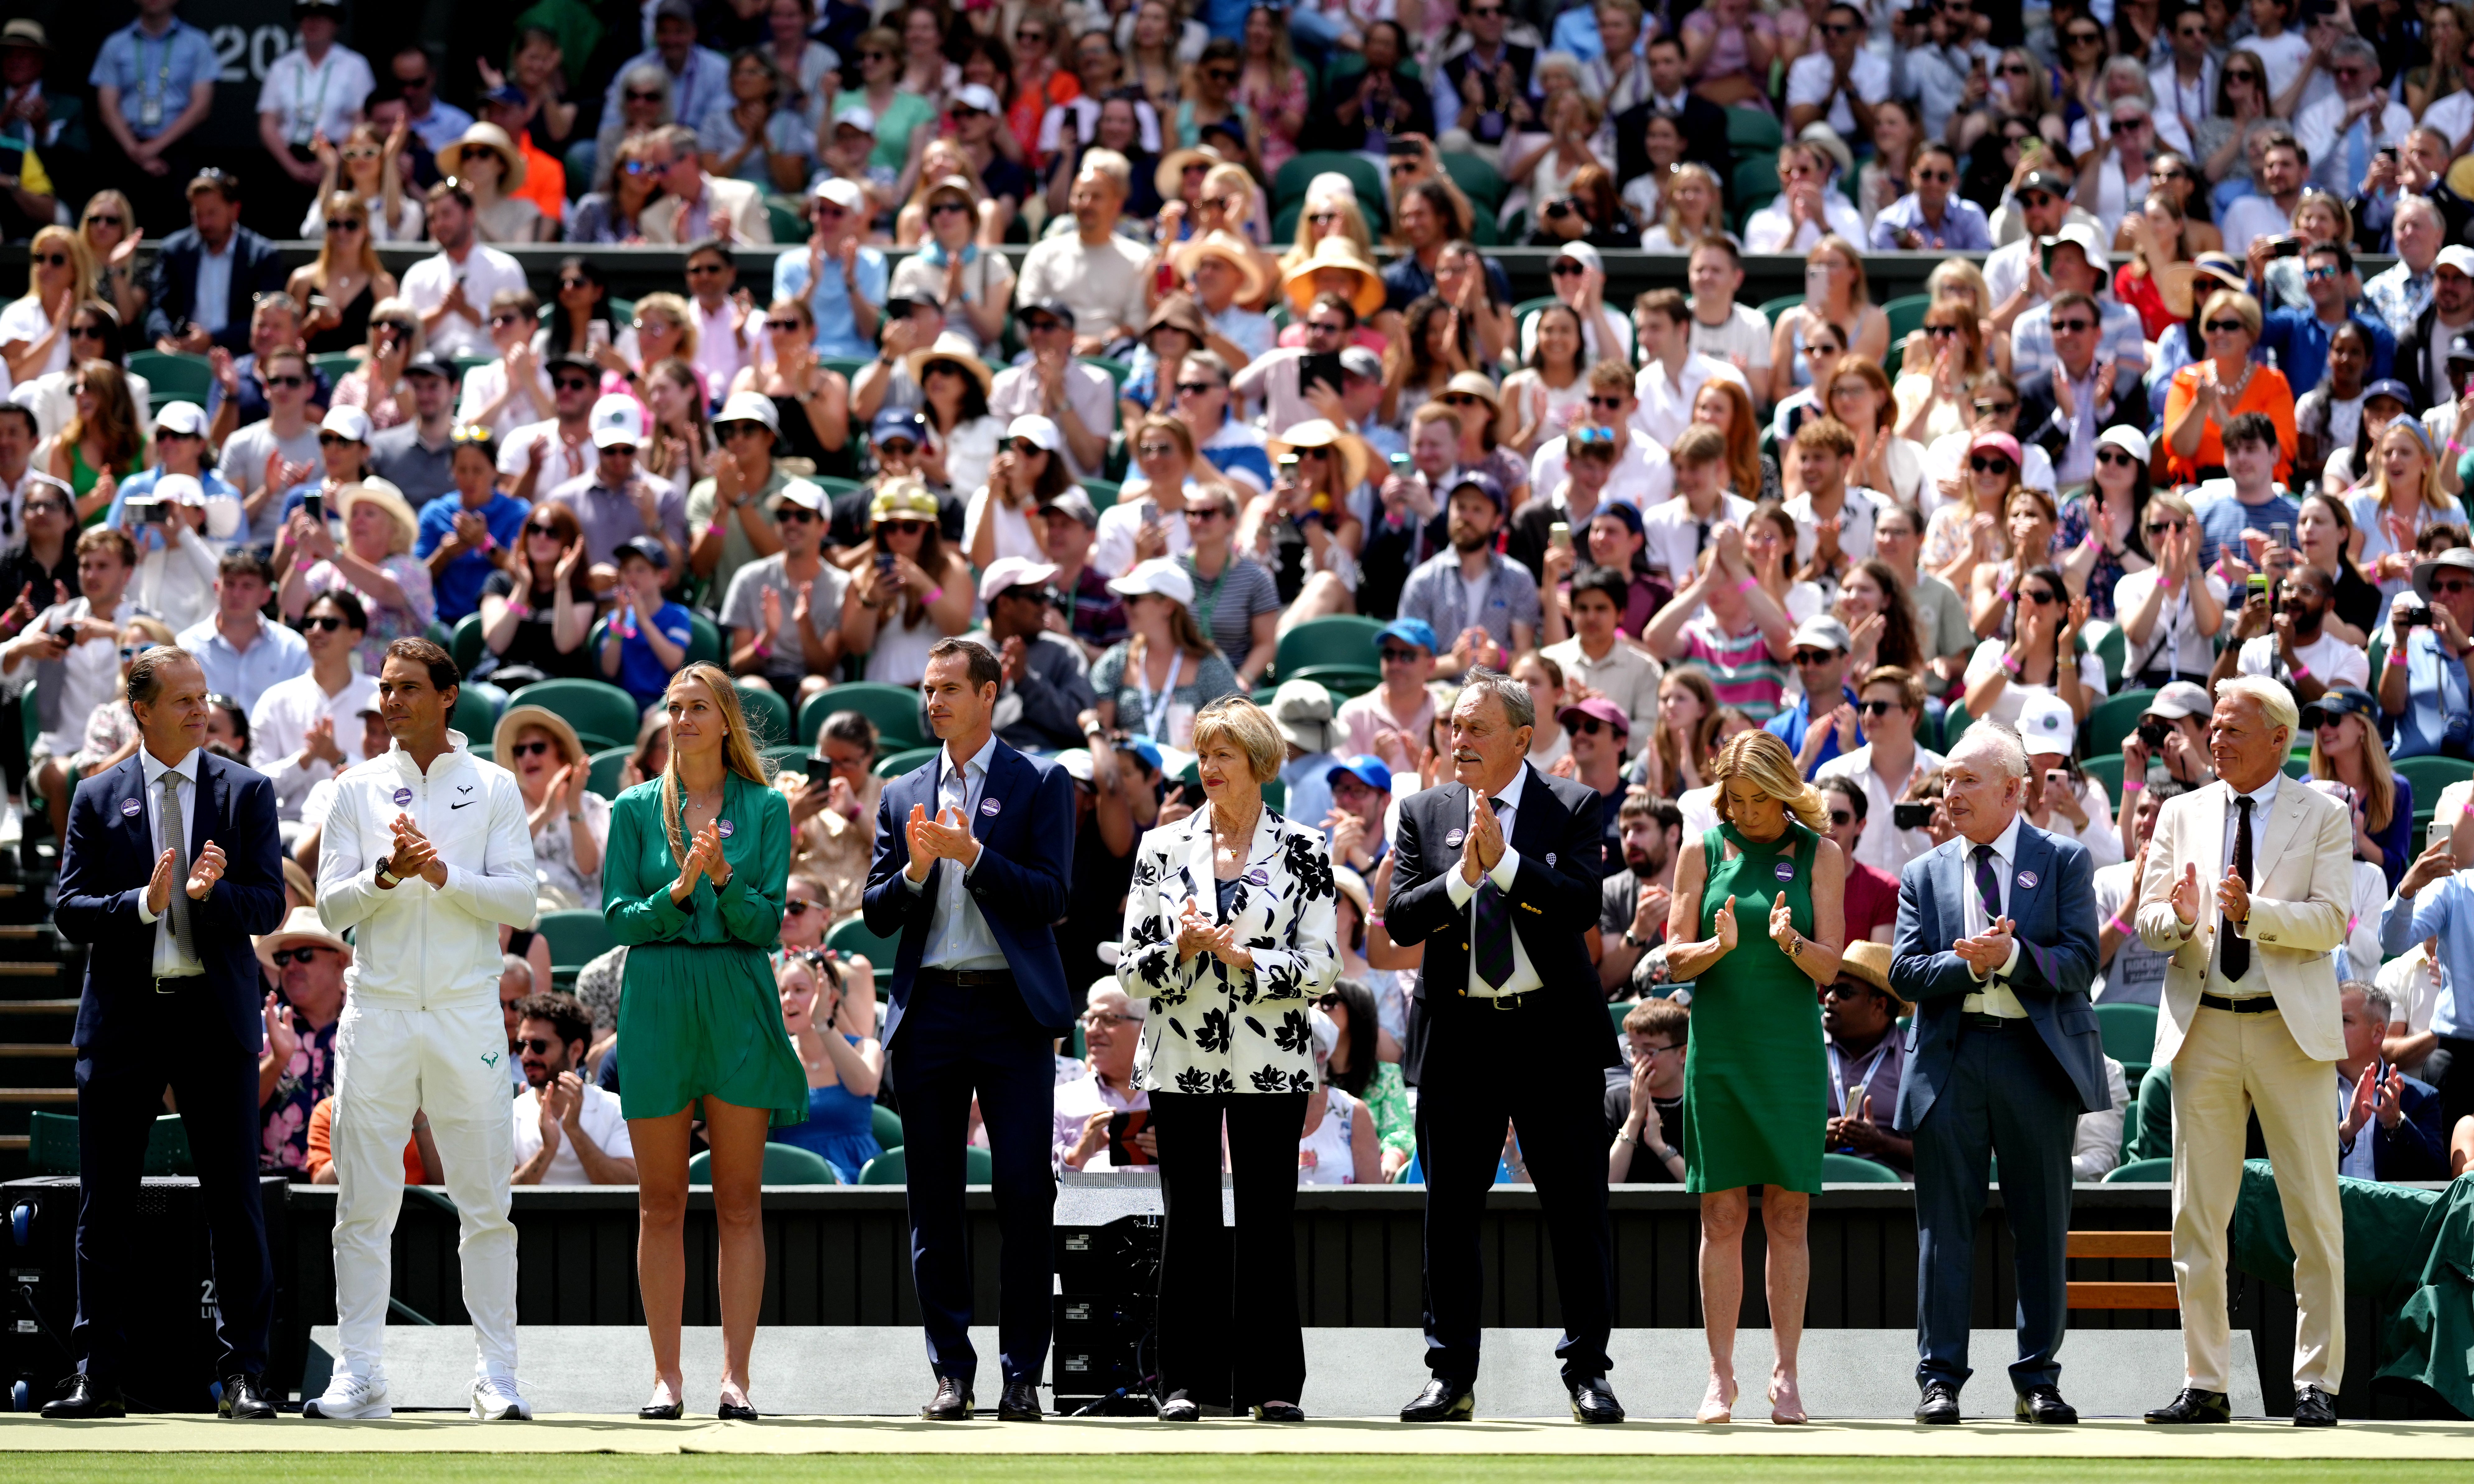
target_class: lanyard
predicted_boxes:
[142,34,173,103]
[1132,648,1183,740]
[1188,559,1230,638]
[291,53,335,143]
[1827,1038,1894,1116]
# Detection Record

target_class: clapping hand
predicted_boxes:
[1954,915,2015,974]
[1462,791,1506,881]
[262,994,300,1068]
[185,841,226,901]
[389,813,447,887]
[146,845,178,915]
[2216,865,2251,928]
[1769,891,1801,955]
[1710,893,1739,954]
[904,803,975,881]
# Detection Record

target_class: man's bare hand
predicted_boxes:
[186,841,226,900]
[146,846,177,915]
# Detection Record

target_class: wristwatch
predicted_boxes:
[374,856,400,888]
[1621,929,1647,950]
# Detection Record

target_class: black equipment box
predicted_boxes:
[1051,1213,1160,1411]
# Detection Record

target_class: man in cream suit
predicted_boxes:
[2133,675,2350,1428]
[639,124,774,246]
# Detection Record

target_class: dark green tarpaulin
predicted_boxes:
[2231,1159,2474,1416]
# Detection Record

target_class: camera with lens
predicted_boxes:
[2136,717,2170,750]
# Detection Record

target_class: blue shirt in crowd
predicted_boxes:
[1764,682,1860,778]
[2255,309,2395,399]
[609,599,696,708]
[2381,869,2474,1039]
[775,243,889,359]
[413,489,532,624]
[2193,484,2301,569]
[89,18,220,140]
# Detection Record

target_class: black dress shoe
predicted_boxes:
[1568,1376,1626,1424]
[2144,1388,2232,1424]
[998,1382,1042,1421]
[2014,1386,2078,1425]
[921,1376,974,1421]
[1252,1402,1305,1421]
[1157,1396,1202,1422]
[41,1374,124,1419]
[1914,1380,1962,1424]
[718,1396,758,1422]
[220,1373,278,1420]
[2294,1385,2338,1427]
[1399,1376,1475,1422]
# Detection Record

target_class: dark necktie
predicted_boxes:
[1473,798,1514,989]
[1970,842,2001,932]
[2223,795,2255,982]
[1695,519,1712,556]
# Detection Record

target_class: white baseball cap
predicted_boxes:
[2096,425,2151,465]
[589,394,644,449]
[1006,413,1061,452]
[1552,241,1603,275]
[2016,691,2078,756]
[1106,557,1196,607]
[767,478,827,516]
[153,400,209,439]
[320,404,373,443]
[813,176,866,212]
[951,83,1004,116]
[715,390,781,433]
[977,555,1061,606]
[153,473,207,507]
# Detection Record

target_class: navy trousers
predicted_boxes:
[888,977,1057,1392]
[1910,1020,2081,1393]
[73,986,273,1385]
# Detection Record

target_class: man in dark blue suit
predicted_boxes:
[1890,721,2109,1427]
[143,171,288,357]
[45,645,286,1419]
[863,636,1074,1422]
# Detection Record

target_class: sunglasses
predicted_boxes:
[1915,169,1954,183]
[1856,700,1902,717]
[1973,398,2017,414]
[1174,381,1218,396]
[518,1037,565,1056]
[2067,28,2104,42]
[685,262,730,276]
[1821,21,1860,33]
[2000,61,2034,74]
[1924,325,1961,339]
[1204,68,1237,82]
[512,740,556,758]
[1828,810,1856,827]
[777,506,819,524]
[328,218,366,232]
[69,324,106,339]
[1549,262,1586,277]
[1570,718,1622,738]
[2434,578,2474,596]
[877,440,916,456]
[2111,117,2147,131]
[1586,394,1629,410]
[31,252,67,268]
[2049,318,2094,334]
[1805,342,1846,359]
[2203,319,2247,334]
[2139,515,2185,533]
[1017,28,1047,41]
[1379,646,1424,664]
[621,159,661,176]
[524,521,562,536]
[1009,438,1050,457]
[1969,455,2014,474]
[2020,589,2059,606]
[266,374,309,389]
[1135,442,1178,458]
[270,947,330,967]
[784,901,818,919]
[764,318,804,333]
[1792,649,1839,666]
[625,89,665,103]
[860,49,893,61]
[1183,506,1226,522]
[2305,265,2340,282]
[553,376,594,392]
[929,199,972,217]
[2017,192,2054,209]
[87,214,123,229]
[303,615,349,632]
[883,519,930,535]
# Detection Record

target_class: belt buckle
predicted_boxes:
[1486,991,1523,1010]
[153,977,177,995]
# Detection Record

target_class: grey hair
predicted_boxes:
[500,953,534,989]
[2396,193,2445,231]
[2099,55,2154,104]
[1459,666,1535,731]
[126,645,198,710]
[1947,720,2028,779]
[2329,35,2380,70]
[621,63,673,109]
[2214,674,2299,739]
[2349,981,2391,1024]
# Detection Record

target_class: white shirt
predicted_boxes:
[1639,491,1755,580]
[1783,48,1890,137]
[1053,1063,1147,1171]
[2242,28,2313,102]
[1957,813,2029,1016]
[312,732,541,1007]
[1816,743,1945,879]
[1091,493,1194,578]
[255,45,374,147]
[454,357,558,442]
[2234,628,2371,692]
[2200,772,2280,993]
[1529,434,1673,510]
[134,747,205,979]
[1632,354,1747,447]
[900,732,1006,971]
[400,246,530,361]
[2219,194,2298,259]
[1742,192,1869,255]
[1780,485,1882,573]
[129,522,223,634]
[509,1082,635,1184]
[11,597,123,757]
[2092,859,2172,1005]
[689,297,752,396]
[248,670,381,822]
[497,418,594,494]
[2294,93,2414,197]
[1688,303,1774,377]
[1439,766,1540,999]
[2112,567,2228,683]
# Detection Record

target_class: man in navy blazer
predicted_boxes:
[1891,720,2108,1428]
[46,645,286,1419]
[143,172,288,356]
[863,637,1073,1423]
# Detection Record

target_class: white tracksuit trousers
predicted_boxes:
[329,995,519,1383]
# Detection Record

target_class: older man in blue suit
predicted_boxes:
[1891,720,2109,1427]
[45,644,286,1419]
[863,636,1075,1424]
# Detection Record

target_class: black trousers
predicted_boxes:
[1149,1088,1309,1409]
[887,976,1057,1392]
[73,984,273,1385]
[1415,1036,1614,1383]
[2421,1036,2474,1135]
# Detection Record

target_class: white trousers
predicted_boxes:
[2169,1003,2346,1394]
[330,996,520,1383]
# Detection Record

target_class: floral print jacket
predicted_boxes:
[1119,804,1340,1096]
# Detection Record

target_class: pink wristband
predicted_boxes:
[2105,912,2133,935]
[707,521,728,537]
[2121,778,2143,793]
[2290,662,2311,681]
[2003,653,2023,676]
[1997,586,2015,604]
[1735,576,1758,594]
[926,586,944,604]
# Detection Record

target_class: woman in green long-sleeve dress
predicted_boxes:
[604,662,806,1422]
[1663,729,1848,1428]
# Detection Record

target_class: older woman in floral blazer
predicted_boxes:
[1118,695,1338,1423]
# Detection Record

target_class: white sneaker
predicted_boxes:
[471,1375,533,1421]
[303,1373,391,1420]
[0,798,24,848]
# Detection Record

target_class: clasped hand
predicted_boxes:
[2169,860,2248,927]
[387,814,450,888]
[1173,895,1248,969]
[1953,915,2015,975]
[672,819,730,899]
[1457,793,1506,884]
[904,803,977,881]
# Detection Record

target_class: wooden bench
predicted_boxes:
[2066,1229,2179,1309]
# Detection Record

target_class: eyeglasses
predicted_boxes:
[270,947,330,967]
[1379,645,1424,664]
[1082,1010,1143,1028]
[1134,441,1178,459]
[2305,265,2340,282]
[1856,700,1902,717]
[2203,319,2247,335]
[1792,649,1839,666]
[517,1037,565,1056]
[266,374,309,389]
[303,615,349,632]
[512,740,556,758]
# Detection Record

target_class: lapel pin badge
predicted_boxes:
[391,787,414,807]
[1774,861,1795,882]
[1445,828,1466,848]
[120,798,141,817]
[717,819,734,838]
[980,797,1001,816]
[1545,852,1556,867]
[1244,867,1269,886]
[2017,870,2038,889]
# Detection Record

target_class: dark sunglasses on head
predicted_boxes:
[270,947,329,967]
[512,740,556,758]
[1970,455,2014,474]
[303,615,349,632]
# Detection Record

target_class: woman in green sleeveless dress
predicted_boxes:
[603,662,806,1421]
[1664,730,1848,1427]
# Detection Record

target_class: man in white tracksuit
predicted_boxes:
[308,637,540,1421]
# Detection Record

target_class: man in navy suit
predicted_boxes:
[1891,721,2109,1427]
[1384,670,1626,1425]
[863,636,1074,1423]
[143,171,288,357]
[45,644,286,1419]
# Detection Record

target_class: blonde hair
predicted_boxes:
[1925,257,1991,319]
[1281,177,1375,273]
[632,292,701,360]
[1710,729,1828,832]
[23,225,95,308]
[2200,288,2263,339]
[1190,696,1282,786]
[2372,419,2457,526]
[1656,162,1723,251]
[366,295,425,358]
[312,189,386,286]
[657,662,771,864]
[2310,708,2398,832]
[1655,665,1722,789]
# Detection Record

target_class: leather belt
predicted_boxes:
[1961,1013,2019,1031]
[1474,990,1534,1010]
[916,968,1015,990]
[152,975,203,996]
[2200,992,2277,1014]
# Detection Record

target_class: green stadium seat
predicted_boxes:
[1273,615,1388,684]
[1077,356,1134,390]
[1725,109,1784,155]
[2082,689,2158,761]
[2080,754,2124,798]
[859,1144,994,1185]
[2093,1001,2154,1094]
[799,681,925,747]
[1608,1001,1634,1035]
[872,1103,904,1151]
[820,357,873,384]
[1272,152,1386,225]
[875,744,942,779]
[1754,291,1803,325]
[313,351,363,386]
[734,683,794,749]
[763,195,806,244]
[2090,621,2127,692]
[2103,1156,2174,1183]
[513,677,642,751]
[1880,293,1933,348]
[1439,151,1506,212]
[537,907,615,971]
[128,350,212,404]
[585,745,633,799]
[1081,477,1122,511]
[451,612,490,676]
[1820,1151,1903,1183]
[688,1141,839,1185]
[452,679,508,746]
[1936,699,1970,754]
[28,1110,193,1176]
[827,911,900,969]
[2396,756,2474,813]
[1286,665,1380,698]
[1733,157,1780,220]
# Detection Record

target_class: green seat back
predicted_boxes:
[734,684,794,749]
[2103,1156,2175,1183]
[586,744,633,799]
[452,679,508,746]
[128,350,213,404]
[2395,756,2474,811]
[1077,356,1133,390]
[1271,152,1386,227]
[1880,293,1934,348]
[2093,1001,2158,1073]
[2080,754,2124,798]
[1820,1151,1903,1183]
[763,195,806,244]
[1439,149,1506,212]
[2082,690,2159,761]
[1285,665,1379,698]
[762,743,809,775]
[687,612,724,667]
[688,1141,840,1185]
[876,744,942,780]
[800,681,926,747]
[857,1144,992,1185]
[537,907,615,971]
[451,611,489,675]
[871,1103,904,1151]
[422,618,453,648]
[1080,478,1122,511]
[1936,699,1970,754]
[1754,292,1803,326]
[1734,158,1780,222]
[511,677,642,752]
[28,1110,192,1175]
[1273,615,1388,685]
[826,911,901,969]
[2092,622,2127,692]
[1725,109,1784,154]
[1608,1001,1634,1035]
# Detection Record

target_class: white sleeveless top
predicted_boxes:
[1298,1086,1360,1186]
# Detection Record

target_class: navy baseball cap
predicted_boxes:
[2299,686,2377,730]
[1326,755,1393,794]
[1446,470,1506,512]
[870,408,925,445]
